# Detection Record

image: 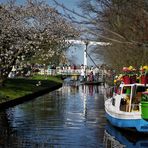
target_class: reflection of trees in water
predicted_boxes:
[0,111,11,131]
[63,80,105,96]
[0,107,64,147]
[0,110,26,147]
[81,84,105,96]
[0,83,107,147]
[70,84,79,94]
[0,110,44,147]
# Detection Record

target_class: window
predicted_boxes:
[112,98,115,106]
[122,86,131,95]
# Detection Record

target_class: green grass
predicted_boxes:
[32,74,63,83]
[0,75,63,102]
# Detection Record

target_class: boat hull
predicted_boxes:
[105,111,148,132]
[83,81,102,85]
[80,80,103,85]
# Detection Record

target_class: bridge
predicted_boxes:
[38,39,109,82]
[38,67,106,82]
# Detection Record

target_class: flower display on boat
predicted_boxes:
[122,66,137,84]
[114,74,123,84]
[122,66,136,76]
[114,66,148,85]
[139,65,148,84]
[140,65,148,75]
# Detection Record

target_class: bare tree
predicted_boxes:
[53,0,148,73]
[78,0,148,72]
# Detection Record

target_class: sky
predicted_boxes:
[0,0,101,66]
[0,0,81,14]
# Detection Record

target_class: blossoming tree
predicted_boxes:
[0,0,79,86]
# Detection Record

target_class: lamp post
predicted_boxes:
[84,41,89,79]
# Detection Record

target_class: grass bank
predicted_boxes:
[0,75,63,103]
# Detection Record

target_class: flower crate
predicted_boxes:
[123,75,130,84]
[140,75,148,84]
[130,75,137,84]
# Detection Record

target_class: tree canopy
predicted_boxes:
[0,0,79,85]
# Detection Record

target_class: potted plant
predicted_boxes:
[141,90,148,119]
[122,66,136,84]
[122,67,131,84]
[139,65,148,84]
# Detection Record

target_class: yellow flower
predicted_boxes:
[128,66,133,70]
[114,80,117,83]
[143,65,148,70]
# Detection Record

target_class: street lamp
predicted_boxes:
[84,41,89,79]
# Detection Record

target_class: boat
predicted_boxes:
[104,67,148,132]
[80,78,104,85]
[83,81,102,85]
[80,72,104,85]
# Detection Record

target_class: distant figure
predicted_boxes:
[94,67,99,81]
[51,64,56,75]
[89,71,94,82]
[80,68,85,82]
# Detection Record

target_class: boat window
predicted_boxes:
[136,86,148,93]
[120,99,126,111]
[131,86,148,112]
[122,86,131,95]
[112,98,115,106]
[132,86,148,104]
[120,96,130,112]
[135,86,148,101]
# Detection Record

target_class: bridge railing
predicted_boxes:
[37,68,106,82]
[38,68,82,76]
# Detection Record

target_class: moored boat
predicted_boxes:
[83,81,102,85]
[104,66,148,132]
[80,71,105,85]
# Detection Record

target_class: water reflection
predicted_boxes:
[0,81,106,147]
[104,122,148,148]
[0,80,147,147]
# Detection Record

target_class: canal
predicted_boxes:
[0,80,148,147]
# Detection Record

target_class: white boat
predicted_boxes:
[104,82,148,132]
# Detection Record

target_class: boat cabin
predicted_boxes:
[113,84,148,112]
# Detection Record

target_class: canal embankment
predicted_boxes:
[0,75,63,110]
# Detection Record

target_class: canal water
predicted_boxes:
[0,80,148,148]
